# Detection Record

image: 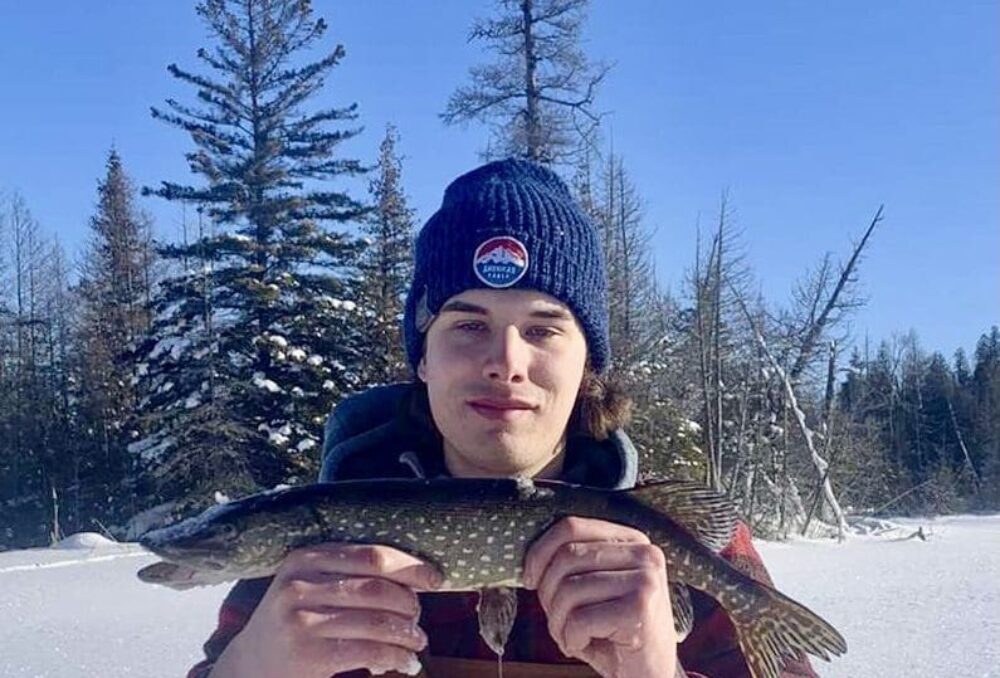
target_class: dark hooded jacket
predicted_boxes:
[187,384,816,678]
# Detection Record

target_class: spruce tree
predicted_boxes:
[75,149,156,528]
[134,0,367,511]
[357,125,415,384]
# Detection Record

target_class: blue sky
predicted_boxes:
[0,1,996,358]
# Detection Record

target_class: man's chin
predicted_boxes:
[446,439,558,478]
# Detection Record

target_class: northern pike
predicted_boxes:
[138,477,846,678]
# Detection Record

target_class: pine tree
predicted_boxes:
[442,0,609,164]
[357,124,415,384]
[972,327,1000,503]
[74,149,156,528]
[134,0,368,512]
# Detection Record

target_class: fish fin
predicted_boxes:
[626,480,738,552]
[732,586,847,678]
[669,583,694,642]
[476,586,518,658]
[137,561,230,590]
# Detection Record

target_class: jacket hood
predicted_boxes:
[319,383,638,490]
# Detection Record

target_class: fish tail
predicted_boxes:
[730,586,847,678]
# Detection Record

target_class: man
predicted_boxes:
[191,159,816,677]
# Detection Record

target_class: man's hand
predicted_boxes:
[209,544,442,678]
[523,517,677,678]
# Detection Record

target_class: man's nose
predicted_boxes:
[483,325,528,383]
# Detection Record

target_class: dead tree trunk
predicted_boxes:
[736,292,850,540]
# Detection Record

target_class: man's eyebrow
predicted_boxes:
[439,300,489,315]
[438,300,573,320]
[529,308,573,320]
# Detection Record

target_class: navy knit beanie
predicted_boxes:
[403,158,610,373]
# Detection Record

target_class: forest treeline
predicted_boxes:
[1,0,996,549]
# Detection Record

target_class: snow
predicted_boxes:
[0,514,997,677]
[53,533,120,550]
[124,502,177,540]
[756,514,1000,677]
[125,435,175,461]
[252,372,282,393]
[149,336,191,361]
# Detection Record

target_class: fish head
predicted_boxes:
[139,500,287,577]
[140,513,242,571]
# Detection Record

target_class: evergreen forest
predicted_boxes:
[1,0,996,550]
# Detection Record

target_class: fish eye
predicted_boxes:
[215,524,238,539]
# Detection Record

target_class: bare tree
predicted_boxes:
[442,0,610,164]
[690,194,750,491]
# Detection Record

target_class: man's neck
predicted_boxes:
[443,441,566,479]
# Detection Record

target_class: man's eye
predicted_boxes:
[456,321,486,332]
[526,327,558,338]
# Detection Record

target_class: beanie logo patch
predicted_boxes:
[473,236,529,288]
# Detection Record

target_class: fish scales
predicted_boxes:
[138,477,847,678]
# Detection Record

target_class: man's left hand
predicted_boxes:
[523,516,677,678]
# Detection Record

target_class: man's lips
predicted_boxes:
[467,398,536,421]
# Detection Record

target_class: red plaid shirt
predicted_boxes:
[186,521,816,678]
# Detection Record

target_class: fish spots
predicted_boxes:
[457,559,467,566]
[434,535,446,542]
[486,536,494,544]
[405,533,418,541]
[480,555,492,563]
[353,522,365,529]
[502,544,514,551]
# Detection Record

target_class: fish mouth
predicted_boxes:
[140,538,230,567]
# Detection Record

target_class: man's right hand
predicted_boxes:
[208,543,442,678]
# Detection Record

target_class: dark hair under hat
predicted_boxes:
[403,158,610,373]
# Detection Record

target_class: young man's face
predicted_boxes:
[417,288,588,478]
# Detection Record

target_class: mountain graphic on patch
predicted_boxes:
[473,236,529,288]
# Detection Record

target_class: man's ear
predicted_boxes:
[417,356,427,382]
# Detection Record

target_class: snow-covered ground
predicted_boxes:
[1,515,998,677]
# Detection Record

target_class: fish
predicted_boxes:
[138,477,847,678]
